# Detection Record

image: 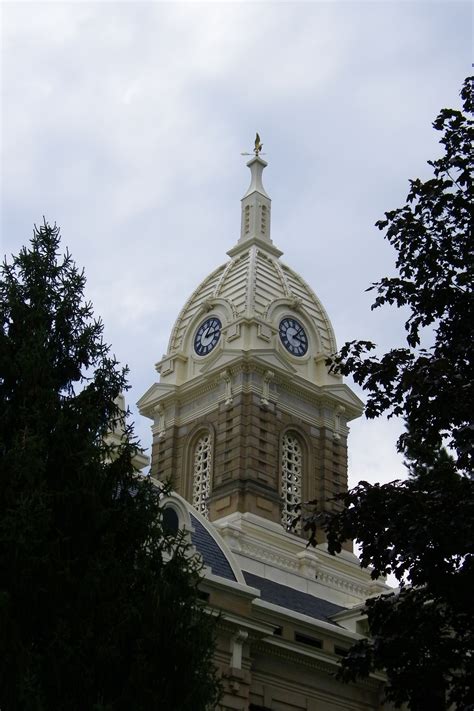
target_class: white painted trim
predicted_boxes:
[218,610,276,637]
[201,571,260,600]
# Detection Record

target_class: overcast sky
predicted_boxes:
[1,1,471,487]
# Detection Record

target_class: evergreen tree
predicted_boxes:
[307,77,473,709]
[0,223,220,710]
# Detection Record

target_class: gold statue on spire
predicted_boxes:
[240,133,265,158]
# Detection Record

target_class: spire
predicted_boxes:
[242,155,270,200]
[228,134,281,258]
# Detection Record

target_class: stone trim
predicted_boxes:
[252,637,382,692]
[144,364,355,432]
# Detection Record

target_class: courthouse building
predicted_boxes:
[137,149,394,710]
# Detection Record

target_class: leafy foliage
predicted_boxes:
[323,448,474,709]
[331,78,473,474]
[310,77,473,709]
[0,223,220,710]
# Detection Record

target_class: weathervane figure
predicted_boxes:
[241,132,265,157]
[254,132,263,156]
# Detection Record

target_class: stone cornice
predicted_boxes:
[200,571,258,599]
[138,351,363,422]
[227,237,283,259]
[252,636,341,677]
[235,539,375,601]
[215,610,276,639]
[215,513,389,605]
[276,378,362,423]
[252,636,384,693]
[139,355,362,432]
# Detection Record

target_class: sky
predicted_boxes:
[1,0,471,488]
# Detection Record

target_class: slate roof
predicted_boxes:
[188,514,347,622]
[243,571,346,622]
[190,513,237,582]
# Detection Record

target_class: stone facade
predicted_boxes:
[155,490,392,711]
[148,366,352,550]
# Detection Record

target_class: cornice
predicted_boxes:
[315,568,374,601]
[252,637,383,693]
[139,354,361,432]
[200,571,257,599]
[139,371,221,418]
[236,540,373,601]
[277,379,362,423]
[226,237,283,259]
[215,610,276,639]
[215,515,382,604]
[137,382,177,419]
[239,539,298,572]
[252,636,339,676]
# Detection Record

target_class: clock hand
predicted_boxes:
[201,329,215,346]
[288,331,303,346]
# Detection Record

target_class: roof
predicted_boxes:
[166,246,337,357]
[243,571,346,622]
[190,513,237,582]
[183,500,349,624]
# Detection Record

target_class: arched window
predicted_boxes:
[281,432,302,532]
[192,432,213,518]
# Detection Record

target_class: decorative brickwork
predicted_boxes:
[149,379,350,547]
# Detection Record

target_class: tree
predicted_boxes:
[0,223,220,711]
[309,77,473,709]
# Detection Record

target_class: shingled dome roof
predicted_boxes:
[167,246,337,357]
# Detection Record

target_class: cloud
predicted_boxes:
[1,0,470,469]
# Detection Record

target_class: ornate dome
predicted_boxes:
[154,153,342,389]
[167,246,337,357]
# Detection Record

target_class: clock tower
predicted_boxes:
[138,152,363,548]
[137,147,392,710]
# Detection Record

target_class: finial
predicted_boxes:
[240,132,266,158]
[228,135,283,257]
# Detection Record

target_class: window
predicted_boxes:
[192,433,213,518]
[294,632,322,649]
[162,506,179,536]
[281,432,302,531]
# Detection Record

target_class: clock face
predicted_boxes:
[194,317,222,356]
[279,317,308,357]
